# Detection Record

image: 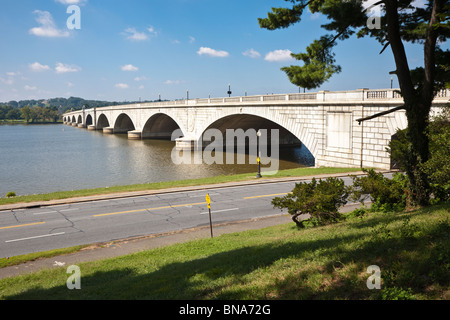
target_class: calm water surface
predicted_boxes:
[0,124,314,196]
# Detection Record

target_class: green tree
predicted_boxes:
[272,177,349,228]
[5,108,20,120]
[259,0,449,206]
[20,106,33,123]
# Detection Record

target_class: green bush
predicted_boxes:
[349,169,408,212]
[388,107,450,204]
[381,287,416,300]
[272,177,349,228]
[6,191,16,198]
[421,109,450,203]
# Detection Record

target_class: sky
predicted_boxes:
[0,0,440,103]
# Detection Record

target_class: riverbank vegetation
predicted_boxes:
[0,202,448,300]
[0,96,158,117]
[0,105,61,123]
[0,167,362,206]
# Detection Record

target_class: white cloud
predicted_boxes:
[122,26,158,41]
[24,85,37,91]
[147,26,158,36]
[29,10,70,38]
[164,80,184,85]
[189,36,196,43]
[121,64,139,72]
[134,76,147,81]
[55,0,87,4]
[55,62,81,74]
[197,47,229,58]
[264,49,294,62]
[115,83,129,89]
[0,77,14,85]
[243,49,261,59]
[123,28,148,41]
[29,62,51,72]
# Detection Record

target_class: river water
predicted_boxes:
[0,124,314,196]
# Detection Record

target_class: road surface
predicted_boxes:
[0,173,379,258]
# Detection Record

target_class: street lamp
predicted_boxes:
[187,90,189,100]
[256,130,262,179]
[227,84,232,97]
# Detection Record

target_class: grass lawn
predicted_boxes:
[0,202,448,300]
[0,167,362,206]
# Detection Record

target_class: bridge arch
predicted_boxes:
[86,114,93,127]
[114,113,135,133]
[72,116,76,123]
[142,113,184,139]
[198,112,317,158]
[198,113,315,166]
[77,115,82,124]
[97,114,110,129]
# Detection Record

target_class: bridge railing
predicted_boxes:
[64,88,449,116]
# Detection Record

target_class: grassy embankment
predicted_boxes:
[0,167,362,206]
[0,202,448,300]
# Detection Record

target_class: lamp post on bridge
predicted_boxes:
[256,130,262,179]
[227,84,232,97]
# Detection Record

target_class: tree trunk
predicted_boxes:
[404,101,431,206]
[292,212,305,228]
[384,0,444,206]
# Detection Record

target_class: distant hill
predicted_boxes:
[0,97,154,114]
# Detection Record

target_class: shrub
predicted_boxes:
[6,191,16,198]
[421,109,450,203]
[272,177,349,228]
[381,287,416,300]
[388,107,450,204]
[349,169,408,212]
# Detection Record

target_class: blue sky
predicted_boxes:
[0,0,438,103]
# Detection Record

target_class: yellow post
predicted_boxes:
[206,194,213,238]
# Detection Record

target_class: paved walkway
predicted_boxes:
[0,171,372,280]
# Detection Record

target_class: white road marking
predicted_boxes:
[33,211,58,216]
[5,232,66,243]
[200,208,239,215]
[59,208,80,212]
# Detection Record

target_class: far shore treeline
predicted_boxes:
[0,96,154,123]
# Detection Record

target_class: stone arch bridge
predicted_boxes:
[64,88,448,170]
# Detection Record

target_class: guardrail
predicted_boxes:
[65,88,449,115]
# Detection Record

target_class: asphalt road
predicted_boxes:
[0,173,380,259]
